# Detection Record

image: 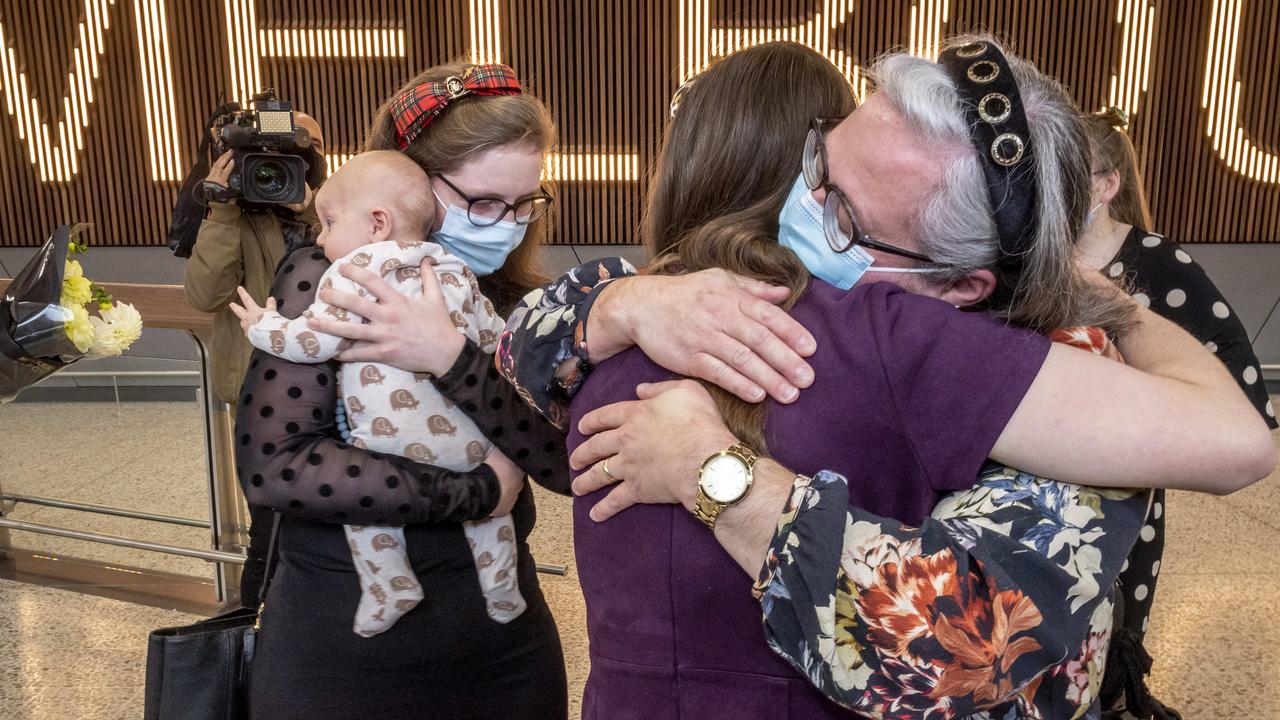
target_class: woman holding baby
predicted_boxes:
[233,62,570,718]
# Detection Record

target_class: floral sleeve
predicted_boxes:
[756,468,1150,719]
[496,257,637,428]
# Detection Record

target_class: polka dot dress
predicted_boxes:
[1108,227,1277,641]
[234,244,573,719]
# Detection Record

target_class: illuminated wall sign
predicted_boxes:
[1109,0,1156,119]
[0,0,116,182]
[681,0,949,100]
[468,0,638,181]
[1204,0,1278,184]
[222,0,407,107]
[330,151,643,184]
[325,152,354,176]
[0,1,1275,247]
[136,0,183,181]
[469,0,502,65]
[229,0,636,183]
[259,29,407,58]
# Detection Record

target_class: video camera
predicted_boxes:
[208,89,322,206]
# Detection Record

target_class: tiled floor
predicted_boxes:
[0,398,1276,719]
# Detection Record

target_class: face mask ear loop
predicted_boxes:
[432,188,451,218]
[862,266,937,274]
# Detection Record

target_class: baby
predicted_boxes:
[230,150,525,636]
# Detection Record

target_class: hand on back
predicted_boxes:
[612,269,817,404]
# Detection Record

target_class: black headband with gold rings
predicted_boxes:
[938,41,1038,272]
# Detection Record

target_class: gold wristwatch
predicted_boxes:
[693,443,758,530]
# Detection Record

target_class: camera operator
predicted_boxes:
[183,109,325,607]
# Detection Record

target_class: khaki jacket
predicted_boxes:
[184,202,314,404]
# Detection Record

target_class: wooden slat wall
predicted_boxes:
[0,0,1276,249]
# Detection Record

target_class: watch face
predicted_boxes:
[702,454,750,503]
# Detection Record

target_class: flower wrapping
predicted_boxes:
[0,224,140,402]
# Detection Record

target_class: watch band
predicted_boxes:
[693,492,726,530]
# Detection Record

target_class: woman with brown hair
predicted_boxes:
[233,61,571,719]
[1080,107,1276,720]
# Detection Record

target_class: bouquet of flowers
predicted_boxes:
[0,224,143,403]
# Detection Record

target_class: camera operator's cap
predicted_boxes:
[392,63,523,149]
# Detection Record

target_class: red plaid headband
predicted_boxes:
[391,64,523,149]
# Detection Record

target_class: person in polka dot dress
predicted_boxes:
[232,151,527,638]
[1080,108,1278,719]
[233,62,572,718]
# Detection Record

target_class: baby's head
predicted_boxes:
[313,150,436,261]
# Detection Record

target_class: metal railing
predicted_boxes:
[1,493,210,528]
[0,518,244,564]
[0,279,250,605]
[49,370,202,378]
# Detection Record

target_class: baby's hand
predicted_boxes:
[228,286,277,333]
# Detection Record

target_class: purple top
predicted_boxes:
[567,280,1051,719]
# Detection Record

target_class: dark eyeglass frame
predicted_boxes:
[802,116,937,264]
[432,173,554,227]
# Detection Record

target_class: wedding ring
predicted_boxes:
[601,458,618,483]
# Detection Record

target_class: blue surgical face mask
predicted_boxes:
[777,173,933,289]
[431,191,527,276]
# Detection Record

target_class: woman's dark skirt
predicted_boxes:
[251,517,567,719]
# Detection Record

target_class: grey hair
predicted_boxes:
[867,33,1136,333]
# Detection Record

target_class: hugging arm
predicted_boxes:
[755,466,1149,715]
[990,303,1275,493]
[499,258,817,426]
[498,258,637,426]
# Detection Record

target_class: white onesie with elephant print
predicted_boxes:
[245,238,525,637]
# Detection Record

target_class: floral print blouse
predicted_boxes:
[499,259,1152,719]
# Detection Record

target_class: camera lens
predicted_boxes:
[239,153,305,205]
[251,160,289,200]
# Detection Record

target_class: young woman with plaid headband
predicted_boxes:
[234,61,571,719]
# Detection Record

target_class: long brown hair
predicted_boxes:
[644,42,856,451]
[365,61,556,314]
[1083,107,1154,230]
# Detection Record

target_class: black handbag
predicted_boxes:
[143,513,281,720]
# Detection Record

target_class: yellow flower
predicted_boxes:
[65,303,95,352]
[62,274,93,308]
[86,302,143,357]
[64,259,84,280]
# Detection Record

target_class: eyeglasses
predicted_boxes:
[802,117,937,264]
[432,173,554,227]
